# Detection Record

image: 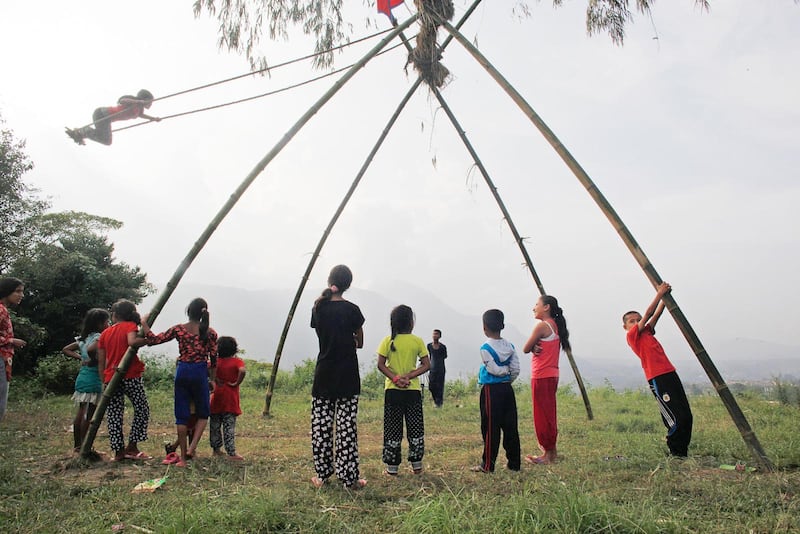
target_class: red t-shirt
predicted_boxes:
[532,319,560,379]
[98,321,145,383]
[626,325,676,381]
[210,357,245,416]
[106,100,145,121]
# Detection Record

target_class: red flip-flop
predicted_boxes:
[161,452,179,465]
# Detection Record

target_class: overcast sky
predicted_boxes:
[1,1,798,372]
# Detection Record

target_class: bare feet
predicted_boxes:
[345,479,367,490]
[525,451,557,465]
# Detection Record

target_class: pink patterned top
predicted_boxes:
[146,324,218,366]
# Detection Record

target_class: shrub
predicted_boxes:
[141,353,175,391]
[243,359,275,391]
[360,365,385,400]
[447,375,479,399]
[35,352,80,395]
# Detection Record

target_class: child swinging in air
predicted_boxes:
[66,89,161,146]
[376,305,431,476]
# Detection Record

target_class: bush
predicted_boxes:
[279,359,316,393]
[360,365,385,400]
[35,352,80,395]
[447,375,479,399]
[243,359,274,391]
[141,353,175,391]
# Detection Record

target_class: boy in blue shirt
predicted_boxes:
[472,309,521,473]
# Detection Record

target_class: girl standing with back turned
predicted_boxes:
[142,298,218,467]
[309,265,367,489]
[377,305,430,476]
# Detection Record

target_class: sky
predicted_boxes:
[1,1,798,376]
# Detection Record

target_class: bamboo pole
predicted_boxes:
[439,21,773,470]
[262,78,424,415]
[391,21,594,419]
[429,86,594,420]
[79,14,420,457]
[262,0,486,416]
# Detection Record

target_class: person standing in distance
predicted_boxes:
[427,329,447,408]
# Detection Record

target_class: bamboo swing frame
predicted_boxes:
[81,5,772,471]
[263,0,593,421]
[436,19,773,470]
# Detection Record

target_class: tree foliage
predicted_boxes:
[0,120,48,274]
[0,117,153,375]
[12,211,152,366]
[192,1,710,72]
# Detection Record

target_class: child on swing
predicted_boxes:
[62,308,110,453]
[66,89,161,146]
[376,305,430,476]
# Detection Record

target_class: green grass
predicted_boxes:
[0,383,798,533]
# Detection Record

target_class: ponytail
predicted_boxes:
[187,298,210,341]
[199,308,209,341]
[389,305,414,352]
[541,295,571,352]
[313,287,334,311]
[314,265,353,312]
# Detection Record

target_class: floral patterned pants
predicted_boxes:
[106,377,150,453]
[311,396,360,487]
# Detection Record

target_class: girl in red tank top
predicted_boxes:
[523,295,571,465]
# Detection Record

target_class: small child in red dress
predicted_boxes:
[210,336,246,460]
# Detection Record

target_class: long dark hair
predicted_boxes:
[187,298,210,341]
[313,265,353,310]
[218,336,238,358]
[389,304,414,352]
[80,308,110,341]
[541,295,570,351]
[0,277,23,299]
[112,299,140,325]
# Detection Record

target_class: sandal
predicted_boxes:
[311,476,326,489]
[161,452,180,465]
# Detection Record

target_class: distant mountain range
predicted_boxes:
[140,283,799,389]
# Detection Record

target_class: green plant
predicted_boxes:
[140,353,176,391]
[34,352,80,395]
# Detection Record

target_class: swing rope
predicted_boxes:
[73,26,396,130]
[154,27,395,103]
[112,38,413,133]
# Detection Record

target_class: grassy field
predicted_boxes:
[1,380,798,533]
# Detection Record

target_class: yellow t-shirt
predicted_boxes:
[377,333,428,391]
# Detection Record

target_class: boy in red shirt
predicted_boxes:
[624,282,693,457]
